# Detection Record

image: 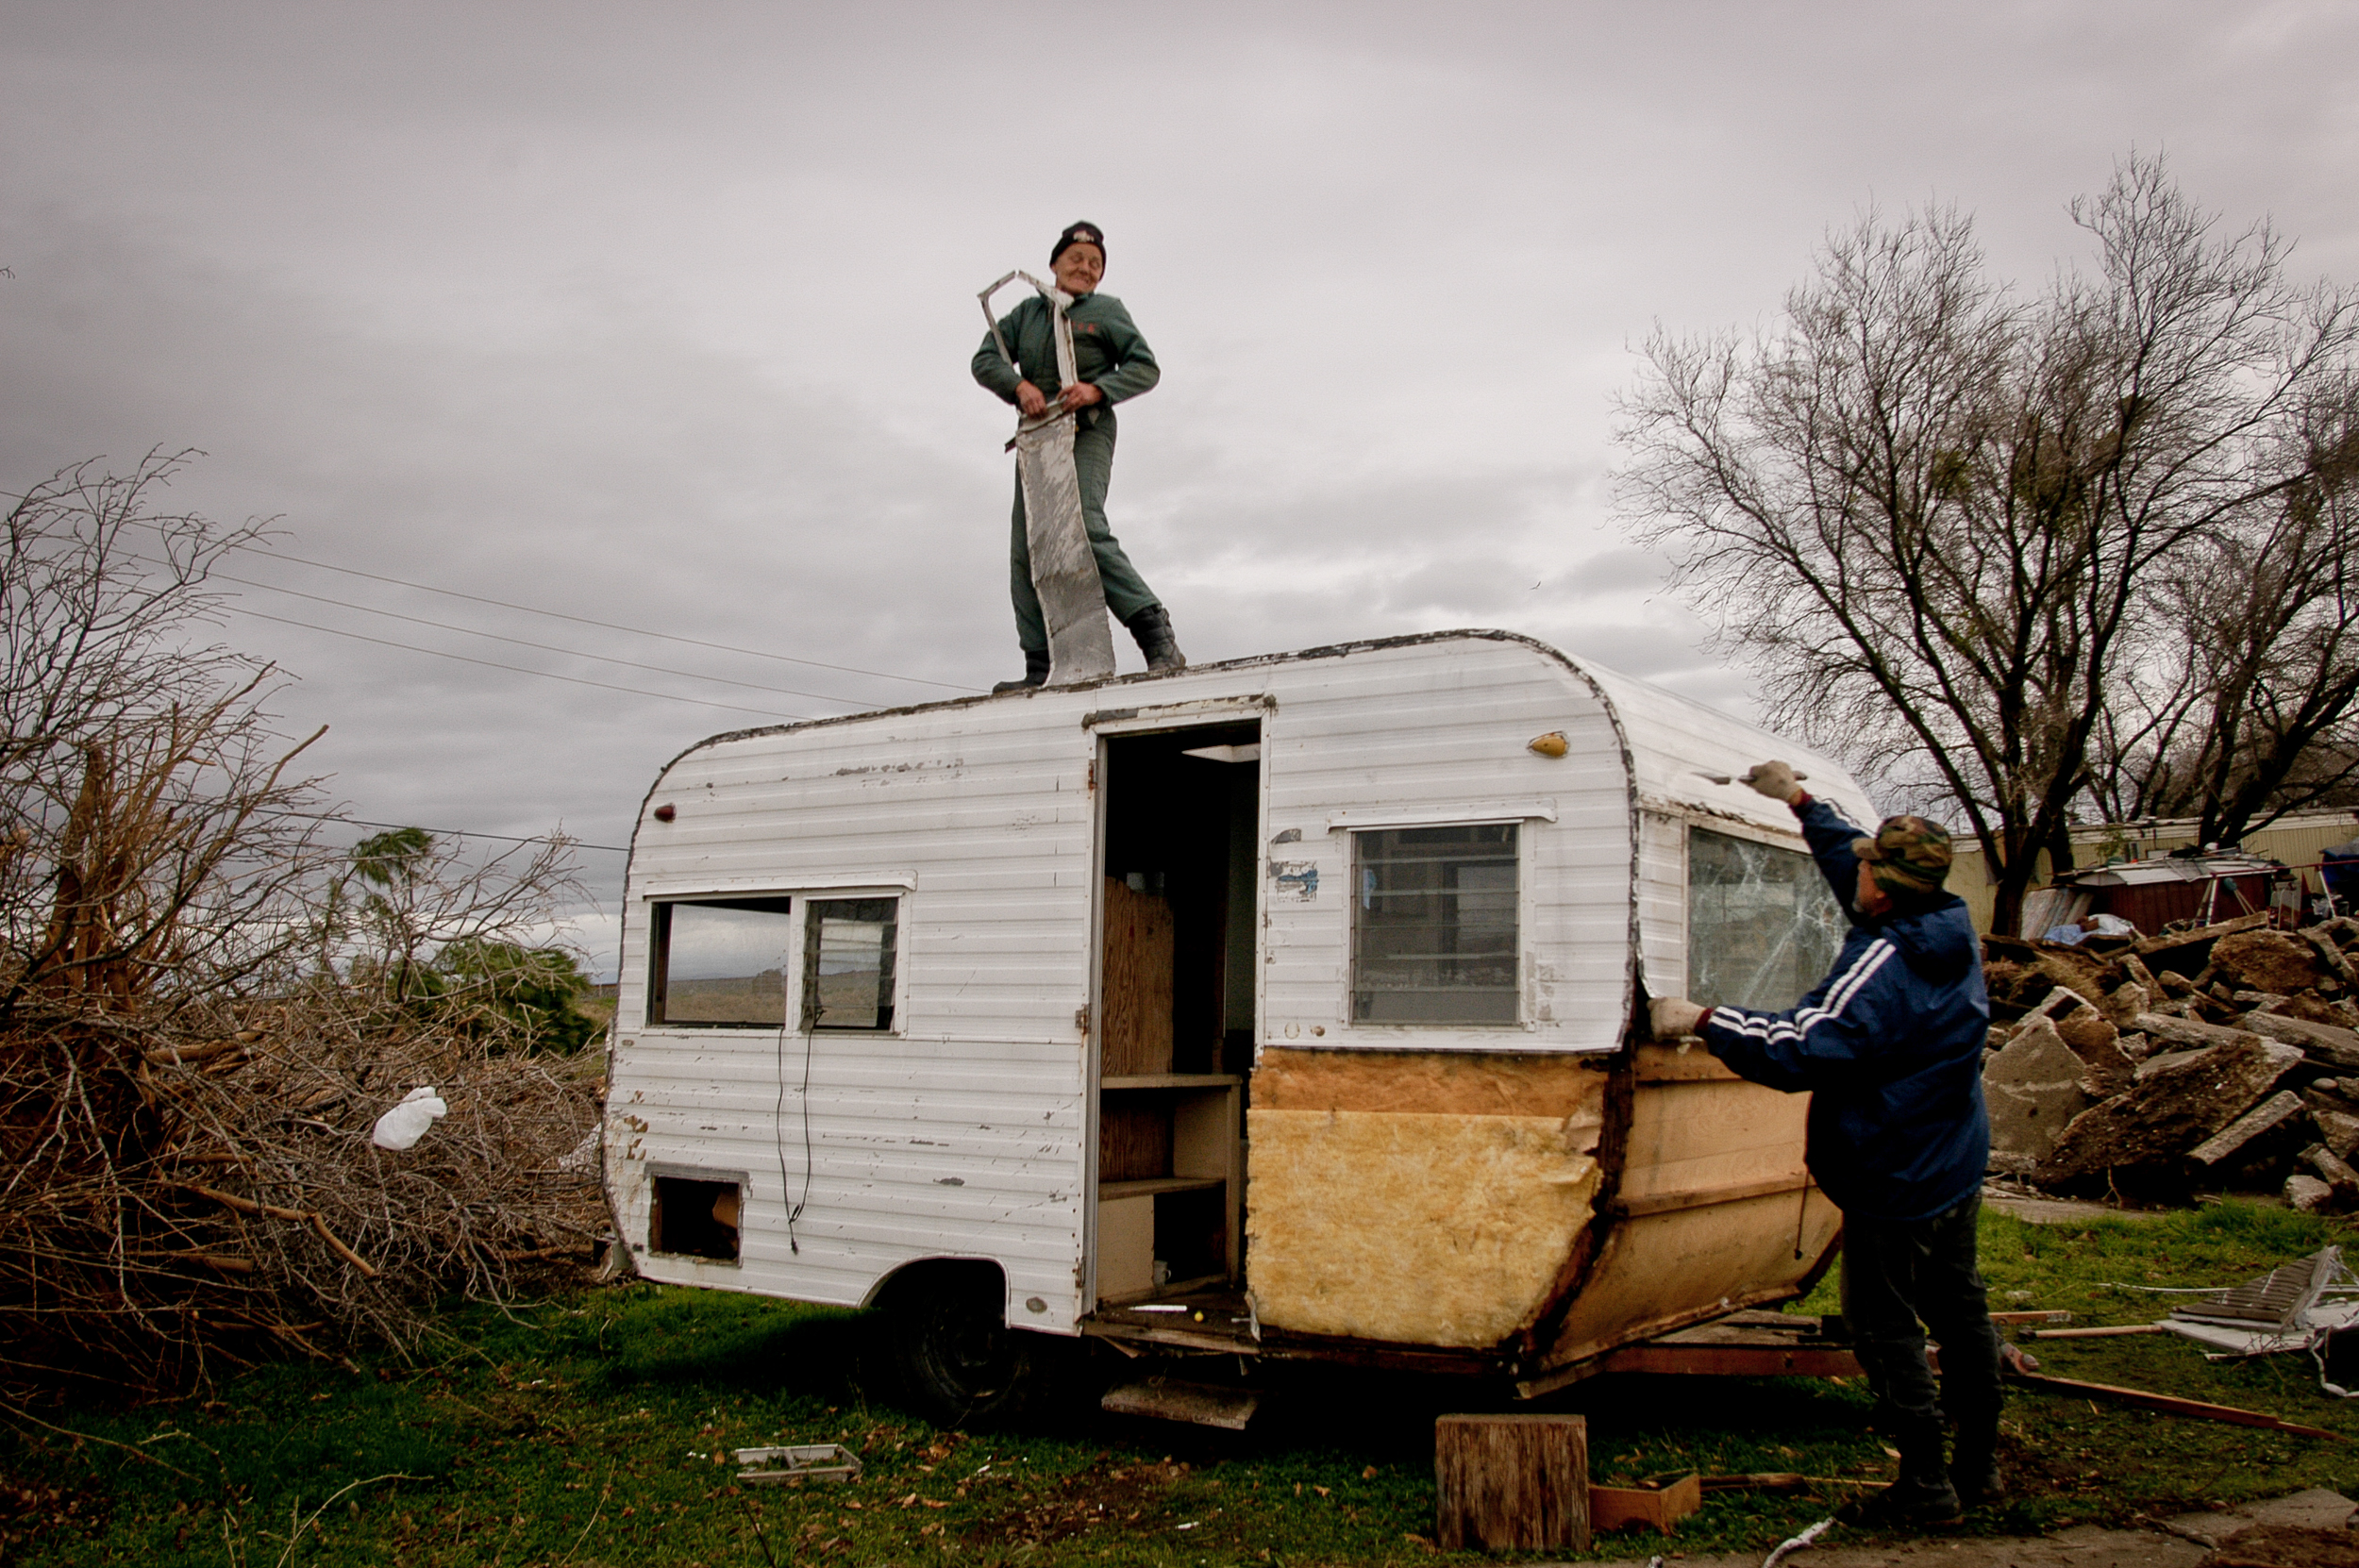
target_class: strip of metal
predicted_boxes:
[1081,694,1276,732]
[1607,1176,1813,1221]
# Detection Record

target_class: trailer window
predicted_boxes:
[1351,824,1519,1025]
[647,897,795,1027]
[1687,827,1846,1011]
[804,898,898,1031]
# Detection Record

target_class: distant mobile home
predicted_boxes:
[603,631,1876,1418]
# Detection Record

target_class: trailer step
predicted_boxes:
[1101,1376,1262,1430]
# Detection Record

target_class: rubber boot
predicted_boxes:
[992,648,1050,693]
[1949,1410,2004,1510]
[1125,606,1186,672]
[1842,1418,1963,1528]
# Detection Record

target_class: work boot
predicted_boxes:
[1125,606,1185,672]
[993,648,1050,693]
[1949,1412,2004,1510]
[1840,1419,1963,1529]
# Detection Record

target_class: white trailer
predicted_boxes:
[603,631,1875,1419]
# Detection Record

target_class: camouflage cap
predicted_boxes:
[1852,814,1953,894]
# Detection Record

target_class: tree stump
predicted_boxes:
[1433,1412,1589,1552]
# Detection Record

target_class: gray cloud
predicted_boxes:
[6,0,2354,973]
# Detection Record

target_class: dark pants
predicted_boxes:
[1839,1194,2004,1431]
[1009,413,1160,655]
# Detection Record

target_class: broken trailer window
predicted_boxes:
[1351,824,1519,1025]
[1686,827,1845,1012]
[804,898,899,1031]
[648,898,795,1026]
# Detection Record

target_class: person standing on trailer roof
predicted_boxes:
[1647,762,2003,1529]
[971,221,1183,692]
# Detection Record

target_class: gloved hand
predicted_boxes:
[1648,997,1708,1041]
[1740,760,1804,804]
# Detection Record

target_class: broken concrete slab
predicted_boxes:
[2312,1107,2359,1163]
[2036,1038,2306,1193]
[2185,1091,2312,1171]
[2288,1172,2336,1213]
[1984,1021,2095,1166]
[2302,1143,2359,1207]
[2237,1009,2359,1072]
[2099,980,2151,1028]
[2136,1012,2277,1052]
[2055,1009,2137,1096]
[2210,930,2328,995]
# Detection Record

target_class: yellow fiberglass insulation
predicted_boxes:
[1245,1109,1601,1347]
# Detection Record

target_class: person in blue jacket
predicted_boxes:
[1648,760,2003,1526]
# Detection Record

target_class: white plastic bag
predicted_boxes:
[371,1086,448,1151]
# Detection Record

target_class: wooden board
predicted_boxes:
[1102,877,1175,1076]
[1253,1046,1609,1120]
[1434,1413,1590,1552]
[1098,1097,1173,1182]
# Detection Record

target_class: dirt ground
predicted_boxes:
[1582,1486,2357,1567]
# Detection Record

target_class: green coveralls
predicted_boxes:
[970,292,1163,655]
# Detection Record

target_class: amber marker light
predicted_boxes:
[1528,732,1569,758]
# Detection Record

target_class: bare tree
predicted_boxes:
[0,454,603,1399]
[1618,157,2359,932]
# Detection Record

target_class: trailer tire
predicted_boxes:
[882,1265,1039,1427]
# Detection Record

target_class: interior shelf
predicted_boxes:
[1101,1074,1243,1090]
[1099,1176,1226,1200]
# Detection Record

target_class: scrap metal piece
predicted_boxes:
[979,270,1116,686]
[733,1443,862,1485]
[1760,1516,1833,1568]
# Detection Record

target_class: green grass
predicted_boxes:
[7,1201,2359,1565]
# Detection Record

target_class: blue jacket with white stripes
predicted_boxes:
[1697,797,1991,1223]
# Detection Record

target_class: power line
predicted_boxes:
[191,560,875,709]
[328,815,633,854]
[235,607,816,722]
[239,542,981,693]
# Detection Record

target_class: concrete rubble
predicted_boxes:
[1982,913,2359,1206]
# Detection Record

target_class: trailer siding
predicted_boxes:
[604,632,1877,1341]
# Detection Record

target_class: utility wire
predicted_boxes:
[237,542,981,693]
[189,559,874,709]
[235,608,816,723]
[317,813,632,855]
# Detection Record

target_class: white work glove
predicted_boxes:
[1648,997,1709,1042]
[1740,760,1804,804]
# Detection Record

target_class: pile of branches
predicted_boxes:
[0,456,607,1401]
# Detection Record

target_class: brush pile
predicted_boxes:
[0,456,606,1402]
[1983,910,2359,1208]
[1,980,606,1400]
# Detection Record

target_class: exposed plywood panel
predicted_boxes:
[1097,1096,1173,1182]
[1101,876,1175,1076]
[1254,1046,1611,1120]
[1245,1109,1602,1347]
[1541,1070,1837,1369]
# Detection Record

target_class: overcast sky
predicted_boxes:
[6,2,2355,973]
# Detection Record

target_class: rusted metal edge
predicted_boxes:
[1514,1040,1638,1362]
[1608,1175,1812,1221]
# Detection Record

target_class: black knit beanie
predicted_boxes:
[1050,222,1105,264]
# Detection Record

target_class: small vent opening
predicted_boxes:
[651,1175,742,1261]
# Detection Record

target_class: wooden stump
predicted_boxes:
[1433,1413,1589,1553]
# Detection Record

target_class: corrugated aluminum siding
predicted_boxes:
[604,632,1878,1326]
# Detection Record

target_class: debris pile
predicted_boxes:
[0,992,608,1402]
[1982,911,2359,1207]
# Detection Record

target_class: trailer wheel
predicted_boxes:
[883,1266,1038,1427]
